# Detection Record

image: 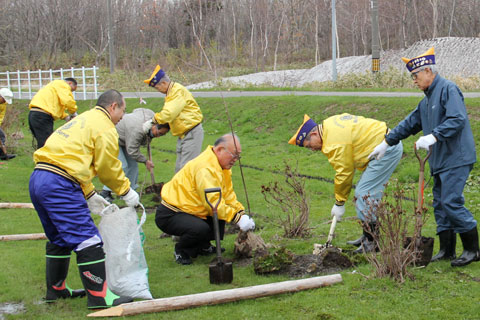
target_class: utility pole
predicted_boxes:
[331,0,337,81]
[371,0,380,73]
[107,0,115,74]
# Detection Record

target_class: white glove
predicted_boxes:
[368,140,389,160]
[142,120,154,134]
[121,188,140,207]
[416,134,436,150]
[237,215,255,232]
[331,204,345,221]
[87,193,110,215]
[64,112,78,122]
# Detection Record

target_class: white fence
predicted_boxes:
[0,66,99,101]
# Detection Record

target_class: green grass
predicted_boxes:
[0,96,479,319]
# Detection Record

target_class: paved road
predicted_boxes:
[15,91,480,101]
[120,91,480,99]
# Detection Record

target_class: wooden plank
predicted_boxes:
[0,233,46,241]
[0,203,35,209]
[88,274,342,317]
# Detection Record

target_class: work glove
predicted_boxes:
[331,203,345,221]
[368,140,389,160]
[121,188,140,207]
[87,193,110,215]
[415,134,436,151]
[64,112,78,122]
[237,215,255,232]
[142,119,154,134]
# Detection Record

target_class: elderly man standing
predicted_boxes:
[142,65,204,172]
[99,108,170,202]
[370,47,478,267]
[0,88,16,160]
[28,78,78,148]
[289,114,403,253]
[155,134,255,265]
[29,90,139,308]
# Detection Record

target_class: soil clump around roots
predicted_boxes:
[234,231,353,277]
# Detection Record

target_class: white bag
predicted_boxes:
[98,203,153,300]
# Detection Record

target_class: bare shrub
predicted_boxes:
[1,104,28,153]
[261,161,311,238]
[362,181,429,283]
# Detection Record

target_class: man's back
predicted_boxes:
[116,108,155,147]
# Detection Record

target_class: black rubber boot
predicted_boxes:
[431,230,456,262]
[451,227,480,267]
[346,234,365,247]
[77,245,133,308]
[0,148,15,160]
[45,242,85,302]
[353,223,379,254]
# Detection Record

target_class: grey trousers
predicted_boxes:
[175,123,204,172]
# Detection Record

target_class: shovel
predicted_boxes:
[204,187,233,284]
[410,144,435,266]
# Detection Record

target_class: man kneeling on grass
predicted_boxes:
[155,133,255,265]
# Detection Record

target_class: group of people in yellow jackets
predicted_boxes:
[27,65,255,309]
[12,46,480,310]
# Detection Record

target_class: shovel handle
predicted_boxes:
[204,188,223,258]
[414,145,432,213]
[414,144,432,173]
[325,215,338,247]
[204,187,222,211]
[147,140,155,184]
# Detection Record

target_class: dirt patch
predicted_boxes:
[144,182,163,202]
[287,249,353,277]
[252,247,353,277]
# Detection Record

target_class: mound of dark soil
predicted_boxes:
[251,247,353,277]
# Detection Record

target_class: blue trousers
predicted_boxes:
[433,164,476,234]
[29,169,101,250]
[355,142,403,221]
[103,145,138,192]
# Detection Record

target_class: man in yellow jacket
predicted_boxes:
[28,78,78,148]
[0,88,15,160]
[156,134,255,265]
[289,114,403,253]
[29,89,139,308]
[142,65,204,172]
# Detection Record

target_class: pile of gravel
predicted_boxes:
[187,37,480,89]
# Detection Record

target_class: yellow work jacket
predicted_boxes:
[321,113,387,203]
[0,102,6,125]
[33,106,130,198]
[161,146,244,223]
[153,82,203,138]
[29,80,77,120]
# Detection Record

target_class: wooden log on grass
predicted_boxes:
[0,233,47,241]
[0,203,35,209]
[88,274,342,317]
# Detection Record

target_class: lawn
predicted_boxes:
[0,95,479,319]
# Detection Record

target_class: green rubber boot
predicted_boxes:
[77,245,132,309]
[45,242,86,302]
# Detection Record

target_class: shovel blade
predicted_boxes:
[209,258,233,284]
